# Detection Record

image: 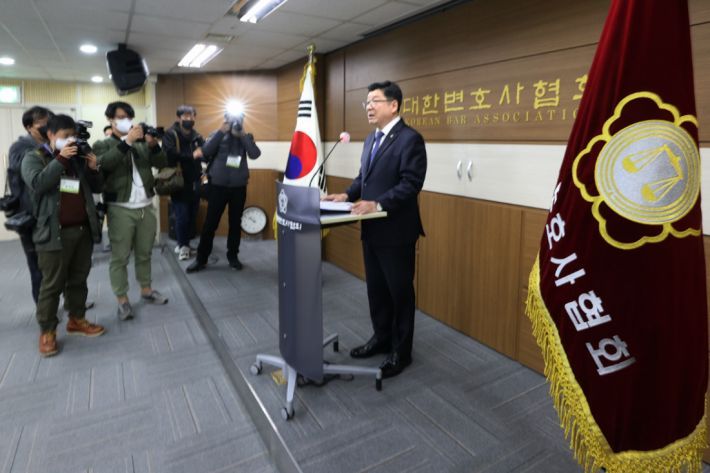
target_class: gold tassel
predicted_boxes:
[525,255,708,472]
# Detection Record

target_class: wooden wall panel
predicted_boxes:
[324,50,345,142]
[417,192,522,357]
[158,169,277,241]
[156,75,184,130]
[690,0,710,24]
[180,72,278,141]
[516,208,548,373]
[692,24,710,141]
[344,0,609,92]
[276,56,326,141]
[344,45,595,142]
[245,169,278,241]
[322,176,365,279]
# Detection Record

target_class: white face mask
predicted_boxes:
[54,137,69,151]
[115,118,132,134]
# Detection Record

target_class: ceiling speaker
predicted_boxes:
[106,44,149,96]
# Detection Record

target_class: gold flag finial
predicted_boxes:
[306,43,316,65]
[300,44,317,93]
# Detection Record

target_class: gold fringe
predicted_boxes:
[526,255,708,472]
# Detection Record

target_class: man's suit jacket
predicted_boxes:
[345,119,427,246]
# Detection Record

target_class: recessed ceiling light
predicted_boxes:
[80,44,98,54]
[91,75,103,83]
[0,57,15,66]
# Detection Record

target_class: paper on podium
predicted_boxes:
[319,201,352,212]
[320,210,387,226]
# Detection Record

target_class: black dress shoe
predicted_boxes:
[350,336,390,358]
[186,260,206,273]
[228,258,243,270]
[379,352,412,379]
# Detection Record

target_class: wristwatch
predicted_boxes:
[376,202,383,212]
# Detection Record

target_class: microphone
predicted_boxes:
[308,131,350,188]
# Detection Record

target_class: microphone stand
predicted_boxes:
[308,137,344,188]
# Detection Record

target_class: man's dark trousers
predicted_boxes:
[362,241,417,359]
[19,230,42,303]
[195,185,247,264]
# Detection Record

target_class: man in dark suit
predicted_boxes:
[323,81,427,378]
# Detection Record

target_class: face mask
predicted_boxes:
[54,137,69,151]
[115,118,132,134]
[38,125,49,141]
[181,120,194,130]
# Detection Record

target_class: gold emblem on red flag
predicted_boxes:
[572,92,701,250]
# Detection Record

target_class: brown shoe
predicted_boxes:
[39,331,58,357]
[66,318,105,337]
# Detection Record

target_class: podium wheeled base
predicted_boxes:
[251,333,383,420]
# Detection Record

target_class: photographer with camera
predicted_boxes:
[7,106,53,303]
[21,114,106,357]
[186,111,260,273]
[93,101,169,321]
[162,105,205,261]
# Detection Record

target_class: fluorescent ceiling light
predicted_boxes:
[80,44,98,54]
[178,43,223,68]
[238,0,287,23]
[91,75,103,83]
[0,56,15,66]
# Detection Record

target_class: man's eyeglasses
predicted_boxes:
[362,99,392,110]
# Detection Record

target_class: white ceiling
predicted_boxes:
[0,0,452,82]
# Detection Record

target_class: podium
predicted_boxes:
[250,182,386,420]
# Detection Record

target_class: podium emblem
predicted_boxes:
[278,188,289,214]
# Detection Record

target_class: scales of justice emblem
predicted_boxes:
[573,92,701,250]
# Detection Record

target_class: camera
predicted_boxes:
[139,123,164,139]
[73,120,93,156]
[226,113,244,134]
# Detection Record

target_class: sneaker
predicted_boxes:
[39,331,59,357]
[67,318,106,337]
[117,301,133,321]
[142,290,168,305]
[178,246,191,261]
[174,245,181,255]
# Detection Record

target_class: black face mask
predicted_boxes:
[38,125,49,140]
[181,120,194,130]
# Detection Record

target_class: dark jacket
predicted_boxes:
[93,135,167,203]
[162,122,204,201]
[21,147,103,251]
[202,130,261,188]
[346,119,427,246]
[8,134,41,215]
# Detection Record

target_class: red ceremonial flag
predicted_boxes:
[526,1,708,471]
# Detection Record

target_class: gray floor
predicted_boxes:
[2,236,708,473]
[0,239,276,473]
[177,237,585,473]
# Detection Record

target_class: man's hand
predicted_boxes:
[145,134,158,148]
[321,193,348,202]
[125,125,144,146]
[85,153,98,170]
[219,121,231,134]
[193,147,204,159]
[351,200,377,215]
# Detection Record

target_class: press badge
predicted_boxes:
[226,155,242,168]
[60,177,80,194]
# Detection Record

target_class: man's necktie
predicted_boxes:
[369,130,385,165]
